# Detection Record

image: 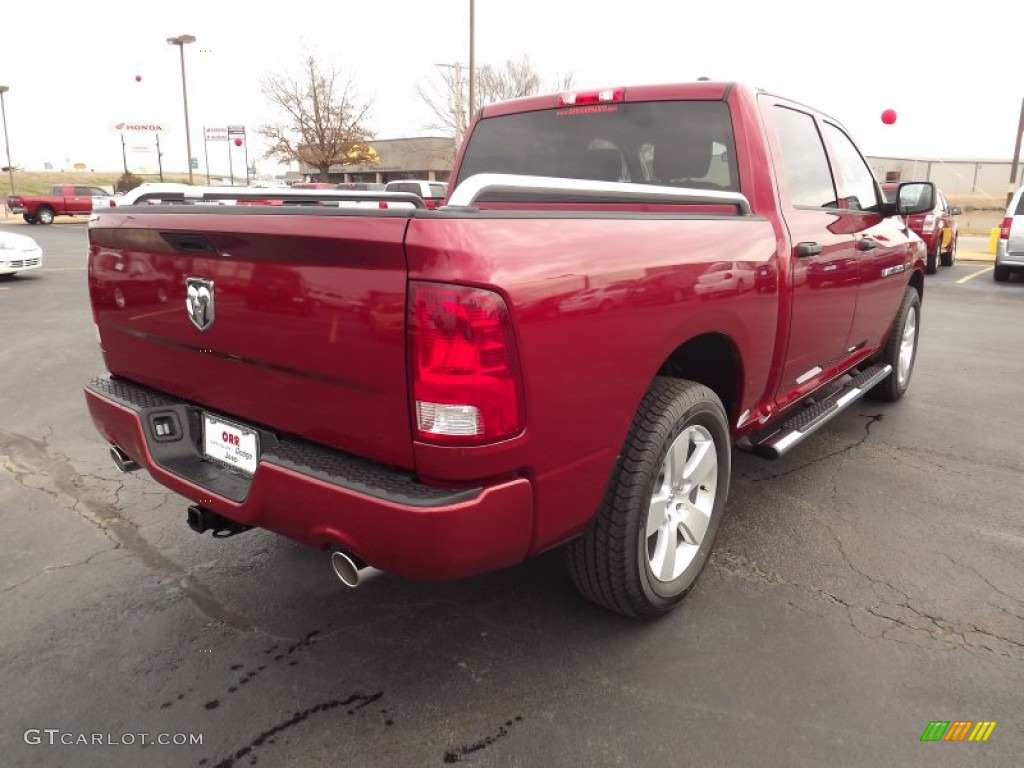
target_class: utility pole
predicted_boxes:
[167,35,196,183]
[0,85,14,196]
[468,0,476,119]
[1008,97,1024,206]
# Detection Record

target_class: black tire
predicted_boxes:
[925,240,939,274]
[22,213,37,224]
[567,377,731,620]
[993,265,1010,282]
[940,234,956,267]
[867,287,921,402]
[36,206,54,225]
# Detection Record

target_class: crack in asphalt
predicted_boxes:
[0,546,125,593]
[203,692,384,768]
[0,429,256,632]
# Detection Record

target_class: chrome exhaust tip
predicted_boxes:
[110,445,140,473]
[330,550,382,589]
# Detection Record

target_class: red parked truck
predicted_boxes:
[84,82,933,619]
[6,184,111,224]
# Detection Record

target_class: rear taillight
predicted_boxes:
[409,282,523,444]
[109,199,117,207]
[1001,217,1012,239]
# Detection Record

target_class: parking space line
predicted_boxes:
[956,266,994,284]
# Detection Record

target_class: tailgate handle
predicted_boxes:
[161,233,217,253]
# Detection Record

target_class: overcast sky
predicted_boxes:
[1,0,1019,181]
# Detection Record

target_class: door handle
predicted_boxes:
[795,242,822,258]
[858,237,878,251]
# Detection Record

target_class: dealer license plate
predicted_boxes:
[202,414,259,475]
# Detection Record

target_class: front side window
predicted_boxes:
[772,107,837,209]
[822,123,880,212]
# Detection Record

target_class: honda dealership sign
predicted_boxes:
[204,127,228,141]
[109,121,168,134]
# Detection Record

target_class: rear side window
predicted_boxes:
[388,183,418,195]
[457,100,739,191]
[772,107,837,209]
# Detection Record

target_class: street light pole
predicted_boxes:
[0,85,15,195]
[468,0,476,118]
[1008,97,1024,206]
[166,34,196,184]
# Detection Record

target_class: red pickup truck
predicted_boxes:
[84,82,932,619]
[7,184,111,224]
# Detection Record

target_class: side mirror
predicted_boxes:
[950,206,962,216]
[896,182,935,216]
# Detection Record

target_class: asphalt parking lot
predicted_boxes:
[1,220,1021,767]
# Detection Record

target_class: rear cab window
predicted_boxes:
[456,100,740,198]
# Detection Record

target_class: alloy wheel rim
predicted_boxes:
[898,305,917,387]
[645,425,718,582]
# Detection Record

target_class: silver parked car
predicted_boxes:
[995,186,1024,282]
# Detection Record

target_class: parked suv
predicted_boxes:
[995,186,1024,282]
[383,180,448,208]
[882,182,960,274]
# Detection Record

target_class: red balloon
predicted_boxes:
[135,75,142,82]
[881,109,897,125]
[234,138,243,146]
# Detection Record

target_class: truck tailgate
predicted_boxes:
[88,211,415,468]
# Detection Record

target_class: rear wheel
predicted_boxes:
[993,265,1010,282]
[567,378,731,619]
[36,206,54,225]
[925,239,939,274]
[22,214,37,224]
[867,287,920,402]
[941,234,956,267]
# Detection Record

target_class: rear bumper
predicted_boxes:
[84,376,534,580]
[995,242,1024,267]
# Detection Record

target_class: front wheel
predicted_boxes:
[867,287,921,402]
[567,378,731,619]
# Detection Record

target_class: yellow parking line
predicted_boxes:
[956,266,994,284]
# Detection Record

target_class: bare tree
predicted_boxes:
[417,56,574,146]
[259,56,377,179]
